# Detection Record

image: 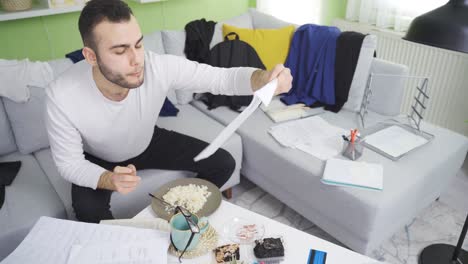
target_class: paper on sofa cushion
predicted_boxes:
[268,116,346,160]
[321,158,383,191]
[194,79,277,162]
[0,59,53,103]
[364,125,428,158]
[1,216,169,264]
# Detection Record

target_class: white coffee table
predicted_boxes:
[135,200,382,264]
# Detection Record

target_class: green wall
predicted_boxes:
[321,0,347,25]
[0,0,250,61]
[0,0,347,61]
[247,0,347,25]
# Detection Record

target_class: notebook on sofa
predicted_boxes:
[321,158,383,191]
[261,98,325,123]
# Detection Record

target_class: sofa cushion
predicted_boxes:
[3,86,48,155]
[143,30,166,55]
[248,8,295,29]
[47,58,74,78]
[144,31,177,102]
[0,59,53,103]
[33,149,74,220]
[342,34,377,112]
[368,58,409,116]
[161,30,194,105]
[0,99,16,156]
[161,30,186,57]
[0,152,66,259]
[222,24,295,70]
[210,12,253,49]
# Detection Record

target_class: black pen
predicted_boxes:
[342,135,349,142]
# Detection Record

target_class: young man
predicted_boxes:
[45,0,292,223]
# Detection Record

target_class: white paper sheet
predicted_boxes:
[194,79,278,162]
[268,116,346,160]
[100,218,171,232]
[67,240,165,264]
[1,217,170,264]
[321,158,383,191]
[364,125,428,158]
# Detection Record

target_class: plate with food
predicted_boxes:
[150,178,222,221]
[223,217,265,244]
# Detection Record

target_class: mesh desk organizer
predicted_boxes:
[358,74,435,161]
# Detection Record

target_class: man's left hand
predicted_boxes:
[251,64,293,96]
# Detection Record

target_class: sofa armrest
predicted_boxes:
[368,58,409,116]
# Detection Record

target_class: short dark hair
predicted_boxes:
[78,0,133,50]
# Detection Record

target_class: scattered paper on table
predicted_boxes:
[67,240,165,264]
[194,79,278,162]
[100,218,171,232]
[1,217,170,264]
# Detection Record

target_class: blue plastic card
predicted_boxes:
[307,249,327,264]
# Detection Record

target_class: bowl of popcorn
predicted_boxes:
[151,178,222,221]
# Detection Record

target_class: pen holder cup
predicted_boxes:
[342,139,364,161]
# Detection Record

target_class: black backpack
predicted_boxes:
[199,32,266,111]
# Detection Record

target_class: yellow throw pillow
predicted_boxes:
[222,24,295,70]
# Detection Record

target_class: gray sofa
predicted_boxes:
[188,10,468,255]
[1,8,467,261]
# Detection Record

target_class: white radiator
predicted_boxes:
[333,19,468,136]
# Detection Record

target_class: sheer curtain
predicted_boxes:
[346,0,448,31]
[256,0,322,25]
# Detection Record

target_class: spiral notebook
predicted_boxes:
[321,158,383,191]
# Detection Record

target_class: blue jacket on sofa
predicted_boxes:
[282,24,340,106]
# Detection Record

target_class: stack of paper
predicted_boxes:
[321,158,383,191]
[269,116,346,160]
[1,217,170,264]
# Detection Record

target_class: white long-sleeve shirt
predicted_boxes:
[45,51,256,189]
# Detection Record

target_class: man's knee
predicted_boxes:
[213,148,236,177]
[208,149,236,189]
[72,185,113,223]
